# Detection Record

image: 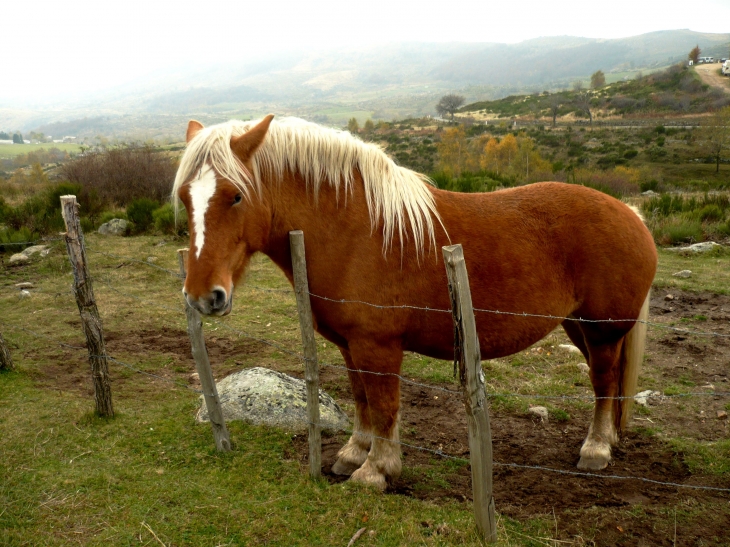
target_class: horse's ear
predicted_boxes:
[186,120,204,143]
[231,115,274,159]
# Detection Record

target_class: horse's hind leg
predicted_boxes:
[332,348,372,476]
[346,339,403,490]
[579,337,623,470]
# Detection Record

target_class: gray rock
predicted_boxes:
[197,367,349,433]
[634,390,662,406]
[577,363,590,373]
[9,245,50,264]
[559,344,582,354]
[672,270,692,278]
[19,290,31,299]
[98,218,129,236]
[528,406,549,422]
[9,253,30,265]
[641,190,657,196]
[15,282,33,289]
[666,242,721,254]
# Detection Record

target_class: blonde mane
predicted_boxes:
[172,117,443,256]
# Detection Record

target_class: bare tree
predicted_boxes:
[698,106,730,173]
[574,91,594,129]
[547,95,563,127]
[436,94,466,120]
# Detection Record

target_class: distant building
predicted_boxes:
[0,140,13,145]
[62,136,77,143]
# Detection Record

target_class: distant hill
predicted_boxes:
[5,29,729,139]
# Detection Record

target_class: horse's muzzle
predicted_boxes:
[184,286,232,316]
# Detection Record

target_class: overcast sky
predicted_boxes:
[3,0,730,102]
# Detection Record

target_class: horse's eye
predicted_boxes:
[233,194,242,205]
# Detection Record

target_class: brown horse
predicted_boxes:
[174,115,657,490]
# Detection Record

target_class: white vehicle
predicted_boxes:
[723,60,730,76]
[699,56,715,64]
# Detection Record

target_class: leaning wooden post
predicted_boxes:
[442,244,496,543]
[0,332,13,371]
[178,249,231,452]
[289,230,322,479]
[60,195,114,417]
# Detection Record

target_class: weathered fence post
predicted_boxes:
[442,244,496,543]
[289,230,322,479]
[177,249,231,452]
[60,195,114,417]
[0,332,13,371]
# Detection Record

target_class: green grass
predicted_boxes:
[1,234,728,545]
[654,247,730,294]
[0,142,82,159]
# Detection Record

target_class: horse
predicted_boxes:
[173,115,657,490]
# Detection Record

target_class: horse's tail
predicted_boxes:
[616,290,650,433]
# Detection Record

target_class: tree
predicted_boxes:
[697,106,730,173]
[12,133,23,144]
[574,91,594,129]
[437,126,468,176]
[347,117,359,133]
[436,94,465,120]
[0,131,9,140]
[572,80,584,92]
[688,45,701,64]
[590,70,606,89]
[547,95,563,127]
[363,119,374,135]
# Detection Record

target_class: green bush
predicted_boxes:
[0,226,39,253]
[640,179,659,192]
[126,198,159,233]
[153,203,186,235]
[695,204,724,222]
[98,210,127,226]
[654,218,704,245]
[623,149,639,159]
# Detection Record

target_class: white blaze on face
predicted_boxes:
[189,166,217,259]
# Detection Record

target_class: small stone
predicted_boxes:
[147,256,157,263]
[641,190,657,196]
[189,372,200,384]
[718,411,728,420]
[15,282,33,289]
[19,290,31,299]
[634,390,662,406]
[8,253,30,265]
[672,270,692,278]
[98,218,129,236]
[21,245,49,258]
[559,344,582,354]
[664,294,674,301]
[700,384,715,390]
[577,363,590,373]
[528,406,549,422]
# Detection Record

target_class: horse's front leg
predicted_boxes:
[332,348,372,476]
[346,339,403,490]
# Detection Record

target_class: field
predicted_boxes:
[1,235,729,546]
[0,143,82,159]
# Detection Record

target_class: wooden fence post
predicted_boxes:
[60,195,114,417]
[288,230,322,479]
[0,332,13,371]
[442,244,496,543]
[178,249,231,452]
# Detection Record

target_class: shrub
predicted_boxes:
[655,219,703,245]
[153,203,187,235]
[60,144,177,208]
[695,204,724,222]
[0,227,39,253]
[126,198,159,233]
[639,179,659,193]
[623,149,639,159]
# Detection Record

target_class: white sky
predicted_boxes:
[3,0,730,101]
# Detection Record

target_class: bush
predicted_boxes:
[0,227,39,253]
[695,204,724,222]
[3,182,86,235]
[623,149,639,159]
[655,219,703,245]
[153,203,187,235]
[60,144,177,208]
[640,179,659,193]
[126,198,159,233]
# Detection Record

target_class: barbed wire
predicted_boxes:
[301,419,730,494]
[0,237,65,247]
[84,245,183,279]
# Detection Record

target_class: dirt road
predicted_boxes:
[695,62,730,94]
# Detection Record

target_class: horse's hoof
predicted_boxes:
[331,458,360,476]
[577,456,609,470]
[350,463,387,491]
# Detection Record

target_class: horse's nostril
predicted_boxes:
[212,288,227,310]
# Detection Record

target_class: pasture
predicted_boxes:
[1,234,729,546]
[0,143,82,159]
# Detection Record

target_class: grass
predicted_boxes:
[654,247,730,294]
[1,234,729,545]
[0,142,82,159]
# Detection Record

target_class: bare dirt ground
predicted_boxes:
[32,288,730,546]
[695,63,730,94]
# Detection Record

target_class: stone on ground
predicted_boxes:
[197,367,349,433]
[98,218,129,236]
[528,406,549,422]
[672,270,692,278]
[9,245,50,265]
